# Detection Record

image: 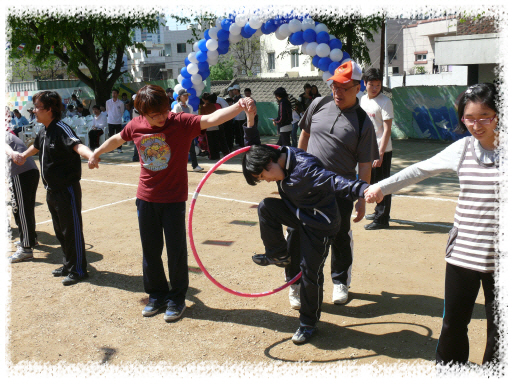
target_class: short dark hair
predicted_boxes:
[274,87,288,99]
[33,91,63,121]
[134,85,169,116]
[457,83,498,133]
[244,88,251,93]
[303,83,312,90]
[67,105,74,111]
[166,88,173,93]
[13,109,20,114]
[92,105,100,110]
[122,92,127,97]
[112,88,119,94]
[76,104,83,109]
[71,94,78,99]
[363,68,383,83]
[225,98,233,104]
[242,145,281,186]
[207,93,217,104]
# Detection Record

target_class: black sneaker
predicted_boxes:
[62,272,89,286]
[252,253,290,267]
[142,301,167,317]
[364,222,390,230]
[292,326,317,345]
[365,213,376,220]
[52,266,68,277]
[164,303,186,322]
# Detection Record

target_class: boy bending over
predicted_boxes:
[242,144,368,344]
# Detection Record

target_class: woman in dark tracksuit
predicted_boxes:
[273,87,293,146]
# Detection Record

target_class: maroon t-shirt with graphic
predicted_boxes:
[120,111,202,203]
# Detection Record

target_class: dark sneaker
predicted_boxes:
[364,222,390,230]
[365,213,376,220]
[52,266,68,277]
[62,272,89,286]
[142,301,167,317]
[9,248,33,263]
[164,303,186,322]
[292,326,317,345]
[252,253,290,267]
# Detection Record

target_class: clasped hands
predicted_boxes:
[11,151,26,165]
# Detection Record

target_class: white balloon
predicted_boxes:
[229,23,242,35]
[305,42,318,57]
[188,51,199,63]
[322,71,331,82]
[302,18,315,31]
[301,42,308,54]
[316,43,330,58]
[329,34,336,41]
[177,74,184,84]
[278,23,291,37]
[341,57,351,64]
[216,17,223,29]
[288,18,302,33]
[329,48,343,62]
[191,73,203,85]
[207,50,219,60]
[209,27,219,40]
[193,82,205,93]
[207,55,219,65]
[275,30,287,41]
[174,84,184,93]
[187,62,199,75]
[229,33,243,43]
[193,42,200,52]
[235,14,248,27]
[249,16,262,30]
[314,23,329,34]
[253,28,263,38]
[206,39,219,51]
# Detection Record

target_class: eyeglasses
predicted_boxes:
[461,115,497,126]
[330,83,359,94]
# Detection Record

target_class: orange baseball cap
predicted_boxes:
[328,60,363,84]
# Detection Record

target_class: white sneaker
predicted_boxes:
[333,284,349,304]
[9,248,34,263]
[289,283,301,309]
[193,166,204,172]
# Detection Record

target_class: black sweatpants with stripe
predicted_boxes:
[46,181,87,277]
[11,168,39,248]
[258,198,334,327]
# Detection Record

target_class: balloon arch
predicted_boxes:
[171,13,366,111]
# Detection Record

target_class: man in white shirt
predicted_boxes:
[88,105,107,150]
[106,88,125,153]
[360,68,394,230]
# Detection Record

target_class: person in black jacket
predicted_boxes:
[15,91,94,286]
[242,143,368,345]
[272,87,293,146]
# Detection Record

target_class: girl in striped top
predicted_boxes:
[364,83,500,367]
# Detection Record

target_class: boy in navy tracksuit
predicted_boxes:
[242,143,368,344]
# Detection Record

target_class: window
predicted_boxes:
[146,50,151,55]
[268,53,275,71]
[387,44,397,63]
[291,50,299,68]
[392,67,399,75]
[415,54,427,61]
[177,43,187,53]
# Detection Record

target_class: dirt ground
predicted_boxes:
[5,138,492,376]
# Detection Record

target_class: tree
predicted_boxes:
[209,56,235,81]
[168,11,218,44]
[229,38,261,77]
[312,12,384,67]
[7,8,162,106]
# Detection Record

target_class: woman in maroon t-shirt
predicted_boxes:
[88,85,256,323]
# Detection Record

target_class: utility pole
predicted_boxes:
[384,18,389,88]
[379,17,385,77]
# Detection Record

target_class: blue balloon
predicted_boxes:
[217,45,229,55]
[289,31,305,46]
[187,88,197,98]
[342,51,351,62]
[197,61,209,72]
[198,39,208,52]
[196,50,208,62]
[240,27,252,39]
[329,38,342,50]
[198,69,210,80]
[328,61,341,75]
[180,67,191,78]
[359,80,366,93]
[173,92,178,100]
[264,20,277,33]
[312,55,320,68]
[182,78,193,90]
[184,58,191,67]
[260,23,270,35]
[318,57,332,72]
[217,29,229,41]
[221,19,232,31]
[243,23,256,36]
[204,30,211,40]
[171,101,178,109]
[218,40,229,51]
[303,28,317,43]
[189,95,200,106]
[316,31,329,44]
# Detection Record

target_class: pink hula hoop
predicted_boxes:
[188,145,302,297]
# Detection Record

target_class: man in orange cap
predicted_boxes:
[285,60,379,308]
